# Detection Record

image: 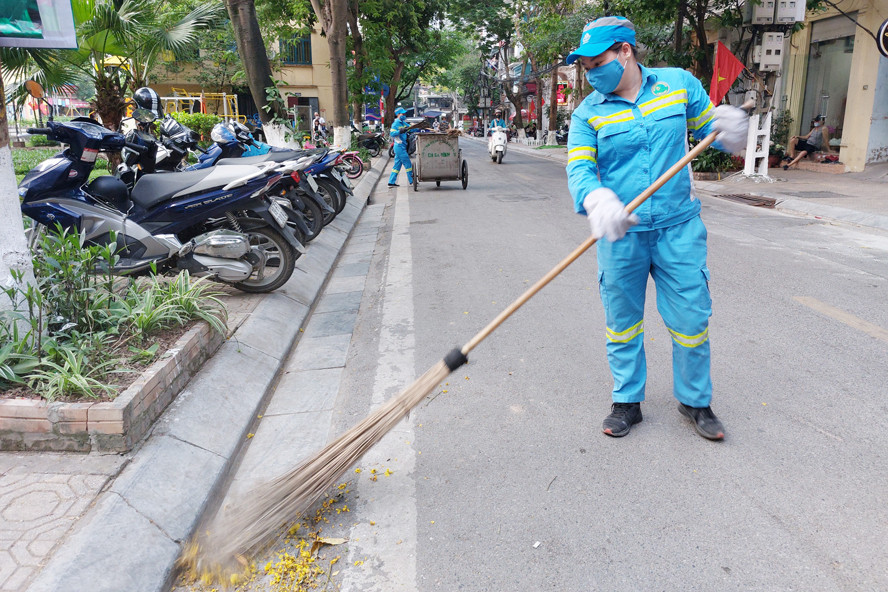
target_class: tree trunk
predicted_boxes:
[674,0,685,54]
[0,60,36,316]
[347,0,365,128]
[225,0,284,126]
[691,0,713,82]
[547,65,559,145]
[384,60,406,128]
[310,0,350,148]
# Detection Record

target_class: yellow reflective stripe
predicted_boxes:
[638,89,687,108]
[641,97,688,118]
[688,104,714,130]
[568,146,596,155]
[606,320,644,343]
[391,168,400,172]
[588,109,634,131]
[568,147,597,165]
[667,326,709,348]
[404,167,412,172]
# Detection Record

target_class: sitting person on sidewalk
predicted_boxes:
[784,115,829,170]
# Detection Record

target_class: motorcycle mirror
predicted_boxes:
[24,80,44,98]
[132,108,158,124]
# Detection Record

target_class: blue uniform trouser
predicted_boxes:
[388,145,413,185]
[596,215,712,408]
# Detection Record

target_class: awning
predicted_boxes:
[422,110,446,118]
[364,114,381,120]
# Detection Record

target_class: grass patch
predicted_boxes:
[534,144,566,150]
[13,147,111,184]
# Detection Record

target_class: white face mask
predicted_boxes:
[813,123,822,127]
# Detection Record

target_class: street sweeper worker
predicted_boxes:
[388,107,414,187]
[565,16,749,440]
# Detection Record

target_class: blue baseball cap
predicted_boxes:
[395,107,407,115]
[565,16,636,65]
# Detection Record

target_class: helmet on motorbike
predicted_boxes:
[228,120,253,143]
[210,122,237,144]
[86,176,131,212]
[132,87,163,119]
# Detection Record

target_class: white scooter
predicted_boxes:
[488,125,508,164]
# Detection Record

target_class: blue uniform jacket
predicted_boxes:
[390,119,409,146]
[567,65,723,231]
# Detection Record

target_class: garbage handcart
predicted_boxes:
[412,132,468,191]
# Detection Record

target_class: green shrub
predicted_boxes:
[12,147,61,176]
[26,135,60,148]
[169,112,224,147]
[0,226,228,401]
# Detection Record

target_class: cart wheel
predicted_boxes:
[413,175,418,192]
[461,161,468,190]
[436,180,441,187]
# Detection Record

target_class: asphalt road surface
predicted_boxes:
[324,138,888,591]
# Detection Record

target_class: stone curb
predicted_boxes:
[26,154,391,592]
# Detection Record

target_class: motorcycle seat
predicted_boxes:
[218,151,307,166]
[130,165,261,209]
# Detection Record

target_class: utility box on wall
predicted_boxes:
[757,32,785,71]
[744,0,775,25]
[775,0,806,23]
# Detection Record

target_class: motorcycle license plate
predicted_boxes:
[306,174,319,192]
[268,200,288,228]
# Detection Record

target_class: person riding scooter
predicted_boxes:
[488,110,508,164]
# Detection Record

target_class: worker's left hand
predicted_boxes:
[712,105,749,154]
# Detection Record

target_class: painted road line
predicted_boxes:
[341,184,419,592]
[794,296,888,343]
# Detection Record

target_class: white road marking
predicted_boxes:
[341,185,419,592]
[794,296,888,343]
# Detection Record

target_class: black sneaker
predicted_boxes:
[677,403,725,440]
[602,402,642,437]
[783,165,789,170]
[387,183,399,187]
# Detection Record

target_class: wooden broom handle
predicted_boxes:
[461,99,752,356]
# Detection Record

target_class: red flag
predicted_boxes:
[709,41,745,105]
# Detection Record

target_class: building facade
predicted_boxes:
[781,0,888,171]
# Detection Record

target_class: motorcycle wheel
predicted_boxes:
[388,145,395,158]
[497,152,503,164]
[233,225,297,293]
[367,143,381,158]
[322,177,348,215]
[314,178,343,225]
[286,190,324,240]
[344,155,363,179]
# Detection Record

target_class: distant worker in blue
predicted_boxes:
[388,107,413,188]
[565,16,749,440]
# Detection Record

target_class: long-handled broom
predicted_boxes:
[191,119,740,569]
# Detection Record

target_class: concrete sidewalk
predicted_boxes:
[3,155,389,592]
[477,138,888,233]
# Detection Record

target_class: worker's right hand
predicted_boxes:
[583,188,638,242]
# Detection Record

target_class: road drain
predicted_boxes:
[715,193,777,208]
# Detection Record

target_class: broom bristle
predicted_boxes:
[188,359,453,570]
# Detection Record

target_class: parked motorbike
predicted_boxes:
[19,118,305,293]
[144,118,335,241]
[488,125,508,164]
[355,130,386,157]
[555,126,569,145]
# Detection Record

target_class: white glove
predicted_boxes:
[711,105,749,154]
[583,188,638,242]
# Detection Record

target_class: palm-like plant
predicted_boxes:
[1,0,224,131]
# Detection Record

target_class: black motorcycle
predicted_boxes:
[356,130,386,157]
